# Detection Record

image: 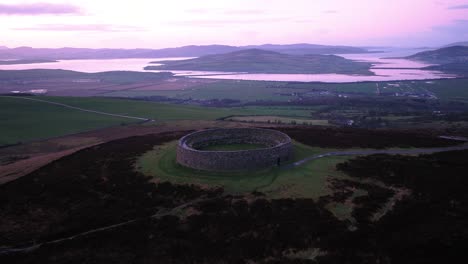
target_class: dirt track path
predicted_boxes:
[1,96,151,121]
[0,197,208,256]
[292,144,468,167]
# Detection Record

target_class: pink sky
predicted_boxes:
[0,0,467,48]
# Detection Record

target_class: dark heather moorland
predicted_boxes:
[1,127,467,263]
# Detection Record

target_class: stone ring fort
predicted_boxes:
[176,128,293,171]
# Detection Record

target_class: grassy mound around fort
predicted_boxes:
[135,140,349,199]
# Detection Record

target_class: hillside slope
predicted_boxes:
[145,49,373,75]
[424,62,468,76]
[441,41,468,48]
[406,46,468,64]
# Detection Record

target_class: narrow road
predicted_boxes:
[292,144,468,167]
[1,96,152,121]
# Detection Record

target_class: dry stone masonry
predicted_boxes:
[176,128,293,171]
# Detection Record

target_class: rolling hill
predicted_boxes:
[144,49,373,75]
[406,46,468,64]
[424,62,468,76]
[441,41,468,48]
[406,46,468,76]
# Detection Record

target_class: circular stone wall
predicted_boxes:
[176,128,293,171]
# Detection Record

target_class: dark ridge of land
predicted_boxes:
[0,128,467,263]
[424,62,468,76]
[440,41,468,48]
[145,49,374,75]
[405,46,468,64]
[0,59,57,65]
[405,46,468,76]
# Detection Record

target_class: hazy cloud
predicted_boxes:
[295,18,316,23]
[0,2,82,15]
[185,8,209,14]
[186,8,264,15]
[224,9,265,15]
[13,24,145,32]
[168,17,288,27]
[447,4,468,9]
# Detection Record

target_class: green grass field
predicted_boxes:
[226,115,330,126]
[135,140,348,199]
[423,78,468,101]
[40,96,246,121]
[0,96,131,146]
[1,96,337,145]
[103,78,468,102]
[4,77,468,145]
[104,80,304,102]
[237,105,324,117]
[104,80,383,101]
[40,97,326,121]
[0,96,244,146]
[135,140,391,221]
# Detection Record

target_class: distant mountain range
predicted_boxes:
[0,44,371,60]
[406,46,468,64]
[144,49,373,75]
